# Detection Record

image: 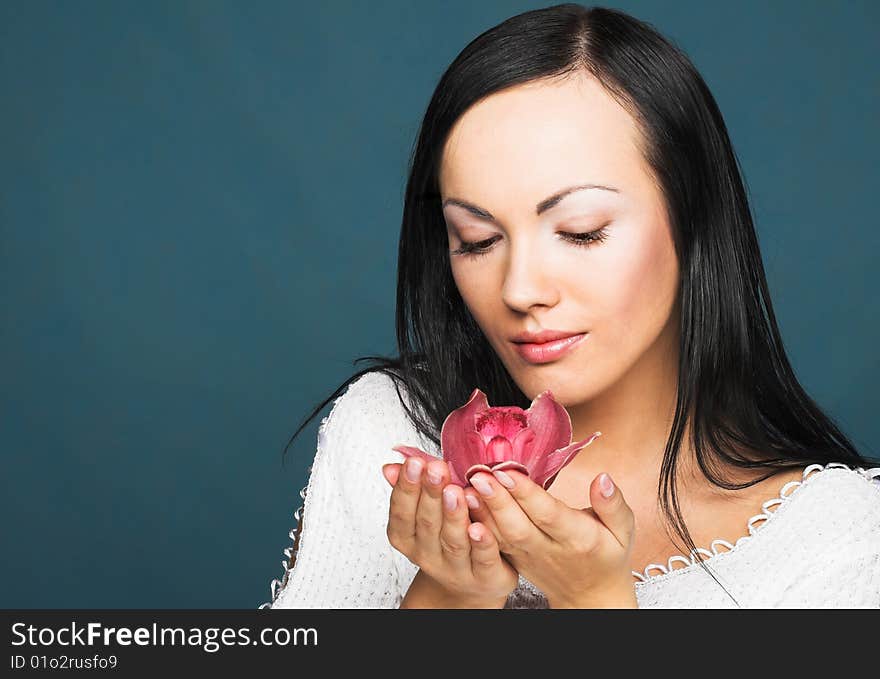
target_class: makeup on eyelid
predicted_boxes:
[443,194,618,257]
[445,202,615,236]
[449,223,611,257]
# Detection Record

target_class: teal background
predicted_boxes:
[2,1,877,608]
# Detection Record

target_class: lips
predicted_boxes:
[511,329,586,344]
[512,333,588,364]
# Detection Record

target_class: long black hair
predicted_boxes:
[280,4,876,603]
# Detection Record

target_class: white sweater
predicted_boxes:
[262,371,880,609]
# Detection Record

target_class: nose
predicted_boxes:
[500,238,560,313]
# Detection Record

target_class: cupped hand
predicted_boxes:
[382,457,519,607]
[465,469,638,608]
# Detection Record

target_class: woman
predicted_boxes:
[261,4,879,609]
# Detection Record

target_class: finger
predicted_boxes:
[382,463,400,486]
[422,459,449,500]
[466,521,511,582]
[386,457,425,547]
[463,487,503,544]
[413,459,450,557]
[469,472,546,551]
[588,473,636,549]
[438,483,472,567]
[490,469,572,541]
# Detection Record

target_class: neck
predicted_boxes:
[563,316,706,506]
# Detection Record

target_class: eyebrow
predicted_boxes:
[441,183,620,222]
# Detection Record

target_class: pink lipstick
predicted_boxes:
[512,333,587,364]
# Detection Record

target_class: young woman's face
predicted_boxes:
[439,71,681,406]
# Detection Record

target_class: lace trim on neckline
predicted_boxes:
[630,462,880,585]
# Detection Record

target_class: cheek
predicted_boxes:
[595,223,679,343]
[450,260,473,302]
[450,260,497,323]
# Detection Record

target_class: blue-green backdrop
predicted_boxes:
[2,0,877,607]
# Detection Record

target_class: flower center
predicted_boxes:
[475,408,528,439]
[485,435,513,464]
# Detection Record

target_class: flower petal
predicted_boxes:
[531,432,602,490]
[465,463,494,484]
[440,388,490,475]
[462,431,486,484]
[524,390,573,460]
[490,460,529,476]
[510,427,539,469]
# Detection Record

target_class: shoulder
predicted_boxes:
[763,463,880,606]
[797,463,880,510]
[318,370,426,438]
[781,463,880,552]
[317,370,440,471]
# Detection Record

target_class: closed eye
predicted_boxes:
[450,225,610,259]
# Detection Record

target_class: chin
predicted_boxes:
[516,374,586,406]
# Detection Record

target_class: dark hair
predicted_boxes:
[280,4,876,604]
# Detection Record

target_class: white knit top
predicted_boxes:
[261,371,880,609]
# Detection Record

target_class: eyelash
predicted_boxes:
[451,226,610,259]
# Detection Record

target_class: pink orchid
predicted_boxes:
[392,388,602,490]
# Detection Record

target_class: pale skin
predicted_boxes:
[379,68,806,608]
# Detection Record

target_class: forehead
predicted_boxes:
[439,72,646,209]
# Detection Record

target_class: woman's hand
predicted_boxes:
[382,457,518,608]
[466,469,638,608]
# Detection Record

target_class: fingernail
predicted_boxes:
[427,466,442,486]
[471,474,493,497]
[405,458,423,482]
[493,470,515,489]
[442,487,457,511]
[599,473,615,498]
[468,524,482,542]
[465,494,479,510]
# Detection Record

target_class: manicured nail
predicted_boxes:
[405,458,423,482]
[381,464,395,484]
[465,495,480,510]
[427,465,442,486]
[493,470,515,489]
[442,487,457,511]
[471,474,493,497]
[598,473,615,498]
[468,524,482,542]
